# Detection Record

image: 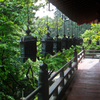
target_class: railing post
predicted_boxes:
[53,88,58,98]
[82,45,85,58]
[60,69,64,87]
[68,61,72,79]
[74,48,77,69]
[69,61,74,74]
[38,62,49,100]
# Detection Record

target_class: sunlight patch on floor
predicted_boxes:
[78,59,99,70]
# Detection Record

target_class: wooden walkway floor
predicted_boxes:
[62,58,100,100]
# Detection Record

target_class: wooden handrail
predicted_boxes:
[48,57,75,82]
[25,86,42,100]
[78,50,84,56]
[85,50,100,58]
[22,48,85,100]
[86,50,100,52]
[78,54,84,63]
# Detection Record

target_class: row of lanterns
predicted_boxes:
[20,29,37,63]
[88,39,99,45]
[19,26,83,62]
[41,32,83,56]
[19,1,83,63]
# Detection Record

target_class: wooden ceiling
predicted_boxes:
[48,0,100,24]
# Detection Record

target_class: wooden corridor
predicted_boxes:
[62,58,100,100]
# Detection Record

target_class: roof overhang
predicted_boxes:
[48,0,100,25]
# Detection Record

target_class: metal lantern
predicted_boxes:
[71,37,76,46]
[88,39,91,44]
[76,38,80,45]
[61,34,67,50]
[96,40,99,45]
[80,38,83,45]
[61,13,70,50]
[75,38,79,46]
[67,36,72,48]
[53,35,62,53]
[41,30,54,56]
[20,29,37,62]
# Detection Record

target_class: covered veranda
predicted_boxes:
[47,1,100,99]
[62,58,100,100]
[21,0,100,100]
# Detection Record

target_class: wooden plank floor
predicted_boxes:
[62,58,100,100]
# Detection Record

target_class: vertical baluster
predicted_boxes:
[53,88,58,98]
[74,48,77,70]
[69,61,74,74]
[68,61,71,76]
[69,61,72,68]
[82,45,85,58]
[66,62,72,83]
[60,69,64,87]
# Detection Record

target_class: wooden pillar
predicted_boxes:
[38,62,49,100]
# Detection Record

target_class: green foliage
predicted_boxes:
[42,45,82,71]
[0,0,84,99]
[0,0,42,99]
[82,23,100,50]
[0,92,14,100]
[33,16,63,57]
[33,16,63,40]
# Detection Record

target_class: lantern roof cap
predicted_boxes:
[20,29,37,42]
[61,34,66,40]
[55,35,61,41]
[20,34,37,42]
[41,32,54,41]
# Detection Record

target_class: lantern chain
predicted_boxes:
[56,9,58,37]
[46,2,51,35]
[61,13,69,37]
[26,0,31,35]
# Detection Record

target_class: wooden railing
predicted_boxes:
[85,50,100,58]
[21,47,85,100]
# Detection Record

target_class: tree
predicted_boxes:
[82,23,100,50]
[0,0,42,99]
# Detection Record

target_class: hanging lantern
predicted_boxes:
[40,2,54,56]
[53,35,62,53]
[67,36,71,49]
[96,40,99,45]
[88,39,91,44]
[68,35,73,48]
[76,37,81,45]
[74,38,77,46]
[71,19,74,47]
[75,37,78,45]
[61,15,67,50]
[80,38,83,45]
[61,13,69,50]
[41,29,54,56]
[61,34,67,50]
[66,19,72,49]
[61,16,67,50]
[53,10,62,52]
[71,37,76,46]
[20,29,37,62]
[19,1,37,62]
